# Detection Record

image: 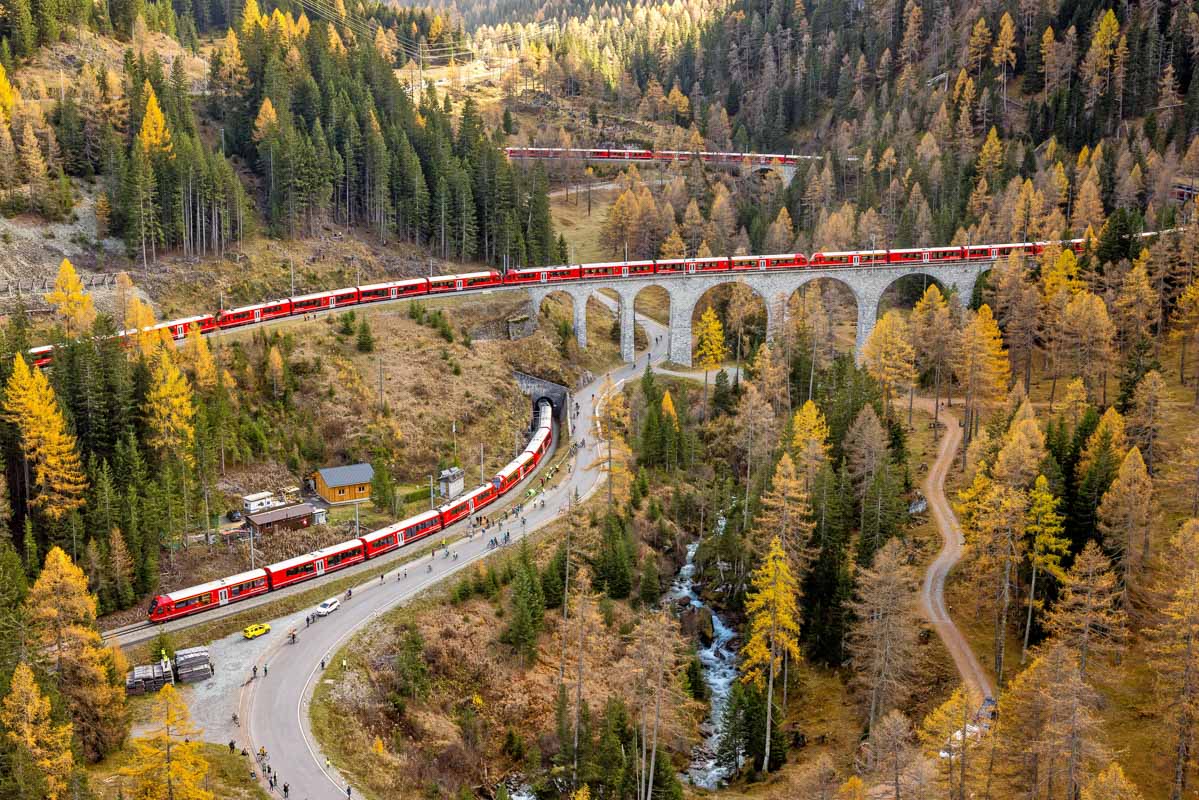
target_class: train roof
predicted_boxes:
[438,483,494,512]
[290,288,358,302]
[429,271,498,281]
[161,568,268,601]
[361,509,441,543]
[358,278,427,290]
[496,450,535,478]
[265,539,363,573]
[221,299,290,315]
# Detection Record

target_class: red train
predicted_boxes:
[504,147,820,167]
[31,237,1116,369]
[146,400,555,623]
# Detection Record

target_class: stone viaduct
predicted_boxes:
[525,261,989,366]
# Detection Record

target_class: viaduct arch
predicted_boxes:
[526,261,986,366]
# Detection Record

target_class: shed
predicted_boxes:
[247,502,325,535]
[313,463,374,505]
[242,491,278,514]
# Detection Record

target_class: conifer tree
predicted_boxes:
[25,546,127,760]
[120,683,211,800]
[144,349,195,466]
[754,453,814,572]
[1045,541,1125,682]
[182,324,216,391]
[862,310,915,421]
[740,536,802,772]
[1126,370,1165,471]
[910,283,954,426]
[0,662,74,800]
[695,306,727,420]
[1148,519,1199,800]
[1021,475,1067,661]
[1097,446,1153,602]
[847,538,919,729]
[44,259,97,336]
[790,400,830,493]
[954,305,1010,446]
[1082,763,1144,800]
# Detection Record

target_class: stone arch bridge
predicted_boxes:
[525,261,989,366]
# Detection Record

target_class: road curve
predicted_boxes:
[246,315,672,799]
[912,396,994,703]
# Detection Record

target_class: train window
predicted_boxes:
[285,563,316,578]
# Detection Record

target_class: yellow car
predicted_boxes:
[243,623,271,640]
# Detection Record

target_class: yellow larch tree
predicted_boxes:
[44,258,96,335]
[991,416,1046,490]
[1170,279,1199,395]
[1114,249,1159,347]
[137,82,173,158]
[1147,519,1199,800]
[954,305,1010,445]
[790,399,830,492]
[740,536,803,773]
[145,349,196,467]
[993,12,1016,107]
[0,62,17,122]
[1097,446,1153,602]
[25,547,128,760]
[120,683,212,800]
[754,453,815,572]
[918,685,977,796]
[967,17,991,78]
[267,345,284,398]
[910,283,955,426]
[862,309,916,421]
[1063,290,1114,403]
[1072,170,1105,232]
[1082,763,1144,800]
[694,306,727,419]
[182,324,216,391]
[252,96,278,143]
[1045,540,1125,682]
[3,354,88,519]
[0,662,74,800]
[1021,475,1068,663]
[836,776,866,800]
[240,0,263,36]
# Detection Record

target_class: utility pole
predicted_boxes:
[290,257,295,295]
[480,442,485,484]
[452,421,457,464]
[378,357,384,411]
[429,475,434,509]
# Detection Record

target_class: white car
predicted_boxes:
[316,598,340,617]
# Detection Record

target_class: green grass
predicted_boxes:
[87,742,269,800]
[551,186,617,263]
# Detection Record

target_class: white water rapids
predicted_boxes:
[671,539,738,789]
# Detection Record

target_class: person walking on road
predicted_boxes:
[251,665,257,680]
[263,665,268,678]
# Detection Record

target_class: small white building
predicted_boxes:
[439,467,464,500]
[242,491,278,514]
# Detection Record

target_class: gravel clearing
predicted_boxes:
[134,603,331,746]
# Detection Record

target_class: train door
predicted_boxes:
[218,588,229,606]
[687,262,696,274]
[852,255,861,266]
[540,271,548,283]
[922,251,930,263]
[390,287,398,299]
[759,258,767,270]
[315,559,325,576]
[254,309,262,323]
[621,265,629,278]
[456,279,464,291]
[990,248,998,259]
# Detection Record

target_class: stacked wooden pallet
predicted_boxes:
[174,647,214,683]
[125,661,174,695]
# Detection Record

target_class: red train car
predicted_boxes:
[359,522,405,558]
[290,288,360,315]
[438,483,499,527]
[397,509,443,544]
[428,271,502,293]
[264,539,365,590]
[148,568,270,623]
[809,249,889,268]
[217,299,293,329]
[358,279,429,303]
[580,261,655,280]
[503,265,581,285]
[30,344,55,368]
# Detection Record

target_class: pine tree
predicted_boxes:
[967,17,991,79]
[910,283,955,424]
[1170,280,1199,393]
[18,122,47,213]
[695,306,727,420]
[144,350,195,466]
[0,62,18,124]
[44,258,97,335]
[356,318,375,352]
[0,662,74,800]
[954,305,1010,447]
[993,12,1016,108]
[1126,370,1165,472]
[108,527,134,608]
[25,546,127,760]
[137,82,173,159]
[740,536,802,772]
[120,683,211,800]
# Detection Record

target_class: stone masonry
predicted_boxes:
[526,260,988,366]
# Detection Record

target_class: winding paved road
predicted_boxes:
[244,312,676,799]
[913,396,994,703]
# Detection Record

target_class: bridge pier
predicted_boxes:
[524,259,989,372]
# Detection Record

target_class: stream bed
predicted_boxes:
[671,539,738,789]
